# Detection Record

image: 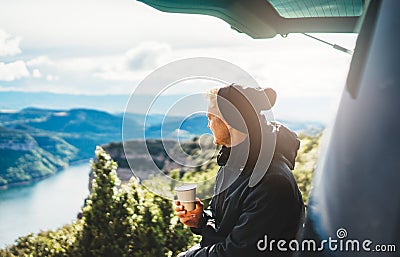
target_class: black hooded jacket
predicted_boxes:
[185,123,305,257]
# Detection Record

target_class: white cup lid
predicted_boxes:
[175,184,197,191]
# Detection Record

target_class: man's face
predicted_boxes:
[207,112,231,146]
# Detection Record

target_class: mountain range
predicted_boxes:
[0,107,323,187]
[0,91,336,123]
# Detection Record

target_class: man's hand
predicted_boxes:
[175,197,204,228]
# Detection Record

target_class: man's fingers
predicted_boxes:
[176,210,187,217]
[174,199,202,222]
[180,214,197,223]
[195,197,204,206]
[174,205,184,212]
[195,201,204,209]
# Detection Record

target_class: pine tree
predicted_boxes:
[155,195,195,257]
[130,179,195,257]
[76,146,133,257]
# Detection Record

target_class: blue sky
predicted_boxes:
[0,0,357,122]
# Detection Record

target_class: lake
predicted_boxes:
[0,163,90,248]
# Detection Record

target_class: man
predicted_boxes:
[175,84,304,256]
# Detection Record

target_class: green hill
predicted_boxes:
[0,108,142,186]
[0,126,78,186]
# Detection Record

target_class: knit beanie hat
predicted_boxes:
[217,84,276,133]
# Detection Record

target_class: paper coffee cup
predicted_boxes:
[175,184,197,211]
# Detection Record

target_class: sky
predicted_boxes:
[0,0,358,122]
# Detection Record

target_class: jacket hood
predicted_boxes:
[273,123,300,170]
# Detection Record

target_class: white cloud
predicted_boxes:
[46,74,59,81]
[93,42,171,81]
[0,29,21,57]
[125,42,171,70]
[27,56,53,67]
[32,69,42,78]
[56,57,108,72]
[92,69,143,82]
[0,60,29,81]
[170,129,191,138]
